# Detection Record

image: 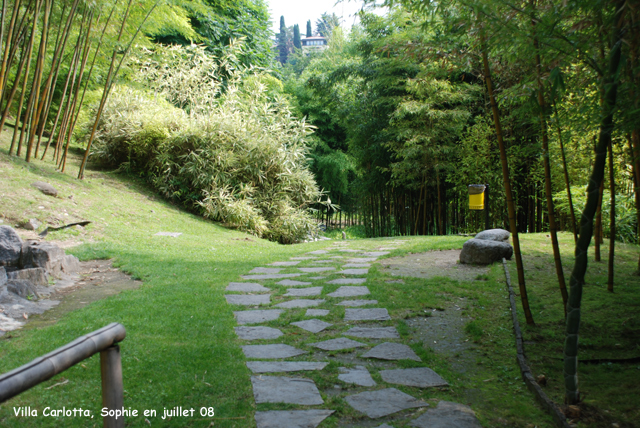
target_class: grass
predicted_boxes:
[0,134,638,427]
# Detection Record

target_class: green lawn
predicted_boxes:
[0,138,638,427]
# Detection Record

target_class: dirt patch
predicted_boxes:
[1,260,141,334]
[379,249,488,282]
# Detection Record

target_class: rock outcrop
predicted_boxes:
[460,228,513,265]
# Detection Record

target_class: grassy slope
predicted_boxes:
[0,135,637,427]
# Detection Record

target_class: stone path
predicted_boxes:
[224,240,484,427]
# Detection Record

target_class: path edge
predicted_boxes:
[501,258,571,428]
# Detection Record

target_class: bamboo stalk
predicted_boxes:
[0,0,22,103]
[607,141,615,292]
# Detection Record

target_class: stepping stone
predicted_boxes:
[306,309,330,317]
[242,344,308,359]
[154,232,181,237]
[277,279,312,286]
[327,278,367,285]
[310,338,367,351]
[307,250,329,255]
[347,258,378,263]
[308,276,325,280]
[339,249,362,253]
[362,251,390,257]
[345,388,428,418]
[336,300,378,307]
[291,319,332,333]
[378,247,398,251]
[242,273,303,280]
[343,263,371,268]
[410,401,482,428]
[226,282,270,292]
[362,343,421,362]
[338,366,376,387]
[339,268,369,275]
[374,424,395,428]
[234,326,283,340]
[251,376,323,405]
[234,310,283,325]
[386,279,405,284]
[255,410,334,428]
[291,256,317,260]
[225,295,270,306]
[270,261,301,266]
[284,287,323,297]
[275,299,326,308]
[299,267,335,273]
[327,286,370,298]
[344,326,400,339]
[329,256,344,259]
[247,361,328,373]
[344,308,390,321]
[249,267,281,274]
[380,367,448,388]
[312,260,335,264]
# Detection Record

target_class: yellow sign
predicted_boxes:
[468,184,486,210]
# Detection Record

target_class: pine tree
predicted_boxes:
[306,20,312,37]
[293,24,301,49]
[278,15,288,64]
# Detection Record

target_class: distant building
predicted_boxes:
[301,36,328,53]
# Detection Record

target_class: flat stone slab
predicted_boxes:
[154,232,182,237]
[235,326,283,340]
[344,326,400,339]
[361,251,390,257]
[340,268,369,275]
[277,279,312,286]
[311,337,367,351]
[291,319,332,333]
[336,300,378,307]
[329,256,344,259]
[327,278,366,285]
[242,273,303,280]
[374,424,396,428]
[308,276,325,280]
[226,282,270,292]
[347,258,379,263]
[306,309,330,317]
[312,260,335,264]
[285,287,323,296]
[247,361,328,373]
[291,256,317,260]
[410,401,482,428]
[338,366,376,387]
[255,410,334,428]
[299,267,335,272]
[243,344,308,359]
[270,261,301,266]
[249,267,282,274]
[328,286,370,297]
[343,263,371,268]
[338,249,362,253]
[225,294,270,306]
[275,299,326,308]
[380,367,448,388]
[251,376,323,405]
[345,388,428,418]
[344,308,391,321]
[307,250,329,255]
[234,310,283,325]
[362,343,421,362]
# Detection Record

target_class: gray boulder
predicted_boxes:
[7,279,39,299]
[8,267,48,286]
[0,266,7,286]
[21,241,78,277]
[474,228,510,242]
[23,219,41,231]
[460,238,512,265]
[31,181,58,197]
[0,226,23,267]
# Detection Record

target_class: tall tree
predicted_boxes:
[293,23,301,49]
[316,12,339,38]
[278,15,288,64]
[306,19,312,37]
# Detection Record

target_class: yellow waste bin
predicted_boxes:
[468,184,486,210]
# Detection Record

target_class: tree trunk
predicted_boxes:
[563,0,624,404]
[607,141,615,292]
[480,28,534,325]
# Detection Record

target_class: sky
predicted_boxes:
[265,0,379,35]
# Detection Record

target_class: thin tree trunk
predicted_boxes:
[532,14,568,312]
[0,29,29,135]
[607,141,615,292]
[481,28,534,325]
[564,0,624,404]
[553,98,578,243]
[0,0,22,103]
[594,178,604,261]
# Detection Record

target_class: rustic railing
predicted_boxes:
[0,322,126,428]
